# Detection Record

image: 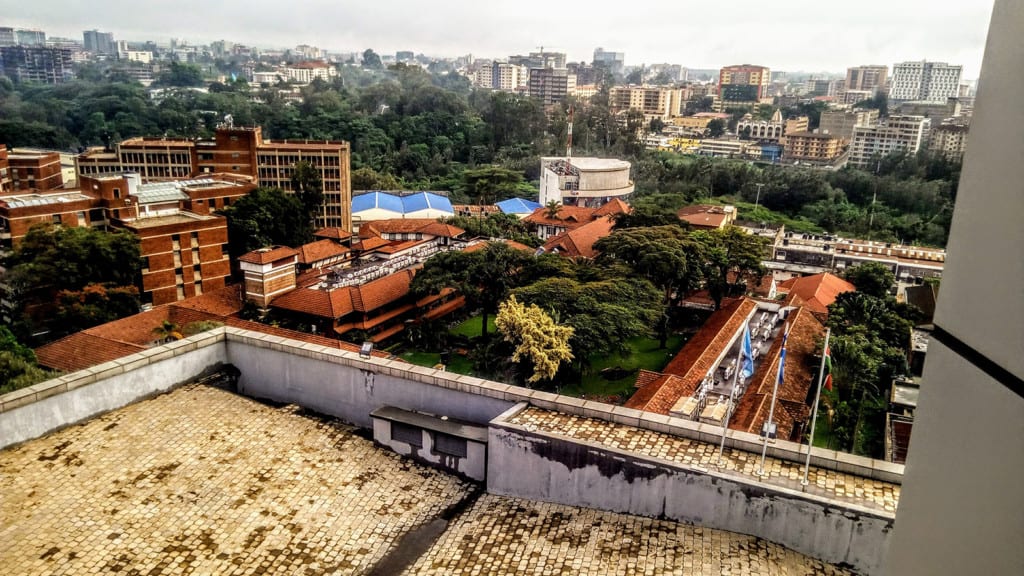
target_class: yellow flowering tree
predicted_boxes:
[495,295,574,384]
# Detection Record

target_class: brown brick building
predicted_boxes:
[782,132,846,163]
[75,126,352,231]
[0,173,252,305]
[0,147,11,193]
[123,212,230,306]
[5,148,63,191]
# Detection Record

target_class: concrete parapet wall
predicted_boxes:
[487,418,893,575]
[0,330,228,450]
[221,329,902,484]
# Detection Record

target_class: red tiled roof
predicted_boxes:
[354,237,390,251]
[729,306,825,441]
[375,239,428,254]
[220,318,394,358]
[314,227,353,240]
[593,198,632,217]
[36,333,146,373]
[359,219,464,238]
[523,205,598,228]
[34,303,226,372]
[624,298,759,415]
[541,215,616,259]
[351,269,414,312]
[677,205,731,229]
[297,239,350,265]
[778,272,855,315]
[238,246,299,265]
[172,285,245,317]
[270,285,354,319]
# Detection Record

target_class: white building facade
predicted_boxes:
[849,115,931,168]
[889,61,963,102]
[538,157,634,208]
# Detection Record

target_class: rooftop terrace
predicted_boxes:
[0,383,852,575]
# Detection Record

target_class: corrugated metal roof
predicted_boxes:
[496,197,542,214]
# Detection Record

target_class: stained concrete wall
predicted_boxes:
[372,418,487,481]
[226,336,516,428]
[487,421,893,575]
[0,331,227,450]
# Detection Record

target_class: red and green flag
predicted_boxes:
[823,345,833,391]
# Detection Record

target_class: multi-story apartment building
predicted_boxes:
[15,29,45,46]
[528,68,576,105]
[492,61,526,90]
[0,28,14,47]
[82,30,115,55]
[781,132,845,163]
[928,122,970,162]
[718,64,771,105]
[608,86,684,119]
[2,148,63,191]
[76,126,352,230]
[819,109,880,141]
[592,48,625,76]
[0,46,72,84]
[849,115,931,168]
[889,61,963,102]
[469,61,493,88]
[283,61,336,84]
[845,65,888,94]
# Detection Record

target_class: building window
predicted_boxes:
[391,422,422,448]
[52,214,61,225]
[433,433,468,458]
[113,188,121,199]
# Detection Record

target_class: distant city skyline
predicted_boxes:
[1,0,994,79]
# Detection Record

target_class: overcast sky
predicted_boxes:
[2,0,995,79]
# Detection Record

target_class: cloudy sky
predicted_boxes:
[3,0,995,78]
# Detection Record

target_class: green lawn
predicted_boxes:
[559,334,686,400]
[449,314,496,338]
[399,351,474,375]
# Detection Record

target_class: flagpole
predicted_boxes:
[757,321,789,477]
[801,327,831,487]
[717,321,748,465]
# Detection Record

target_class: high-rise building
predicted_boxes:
[0,27,15,47]
[819,109,880,141]
[528,68,576,105]
[492,61,526,90]
[0,46,73,84]
[718,64,771,104]
[14,29,45,46]
[82,29,116,55]
[608,86,684,119]
[889,61,963,102]
[928,121,970,162]
[845,65,888,94]
[592,48,625,76]
[849,115,931,168]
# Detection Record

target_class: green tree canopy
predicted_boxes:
[3,225,141,342]
[495,295,574,384]
[691,226,769,310]
[291,160,324,224]
[218,187,313,259]
[594,226,703,303]
[842,262,896,299]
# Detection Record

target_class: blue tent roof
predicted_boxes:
[496,198,542,214]
[402,192,453,214]
[352,191,454,215]
[352,191,404,214]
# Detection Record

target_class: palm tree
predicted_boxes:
[152,320,182,343]
[544,200,563,220]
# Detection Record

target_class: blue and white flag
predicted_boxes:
[776,328,790,386]
[740,323,755,380]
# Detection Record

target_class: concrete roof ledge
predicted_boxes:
[0,386,38,412]
[582,400,614,420]
[526,390,561,411]
[26,381,68,402]
[872,459,905,484]
[610,406,643,428]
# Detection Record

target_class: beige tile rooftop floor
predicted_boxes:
[1,384,854,575]
[404,494,852,576]
[508,406,900,513]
